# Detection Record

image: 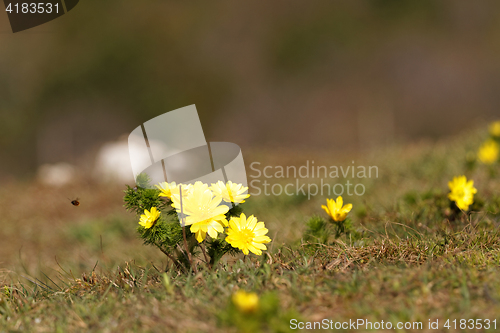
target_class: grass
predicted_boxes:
[1,127,500,332]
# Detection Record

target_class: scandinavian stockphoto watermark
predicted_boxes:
[248,160,378,199]
[290,318,423,331]
[289,318,498,331]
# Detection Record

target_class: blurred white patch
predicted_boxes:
[94,139,134,183]
[94,138,177,183]
[37,163,75,187]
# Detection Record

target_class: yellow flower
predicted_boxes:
[172,181,229,242]
[139,207,160,229]
[156,182,192,199]
[478,139,499,165]
[232,290,259,313]
[210,181,250,204]
[226,213,271,255]
[155,181,178,198]
[322,196,352,222]
[190,218,228,243]
[489,121,500,137]
[448,176,477,211]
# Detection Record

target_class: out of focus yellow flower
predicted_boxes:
[232,290,259,313]
[478,140,499,165]
[322,196,352,222]
[448,176,477,211]
[226,213,271,255]
[211,181,250,204]
[489,121,500,137]
[139,207,160,229]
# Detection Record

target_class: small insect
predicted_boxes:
[69,198,80,206]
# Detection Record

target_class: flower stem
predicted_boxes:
[200,242,211,269]
[182,226,197,273]
[156,242,185,273]
[179,184,197,273]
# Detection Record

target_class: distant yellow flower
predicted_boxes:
[139,207,160,229]
[211,181,250,204]
[322,196,352,222]
[448,176,477,211]
[171,181,229,242]
[478,140,499,165]
[232,290,259,313]
[489,121,500,137]
[226,213,271,255]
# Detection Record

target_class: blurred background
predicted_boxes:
[0,0,499,180]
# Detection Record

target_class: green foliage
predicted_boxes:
[303,216,329,244]
[226,204,244,219]
[137,219,182,251]
[303,210,366,252]
[207,238,240,266]
[124,184,200,271]
[332,217,353,238]
[135,173,151,188]
[303,214,362,250]
[123,185,167,215]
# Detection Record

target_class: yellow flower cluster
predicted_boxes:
[140,180,271,255]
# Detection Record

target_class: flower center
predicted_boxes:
[456,189,465,199]
[227,188,235,202]
[240,229,255,244]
